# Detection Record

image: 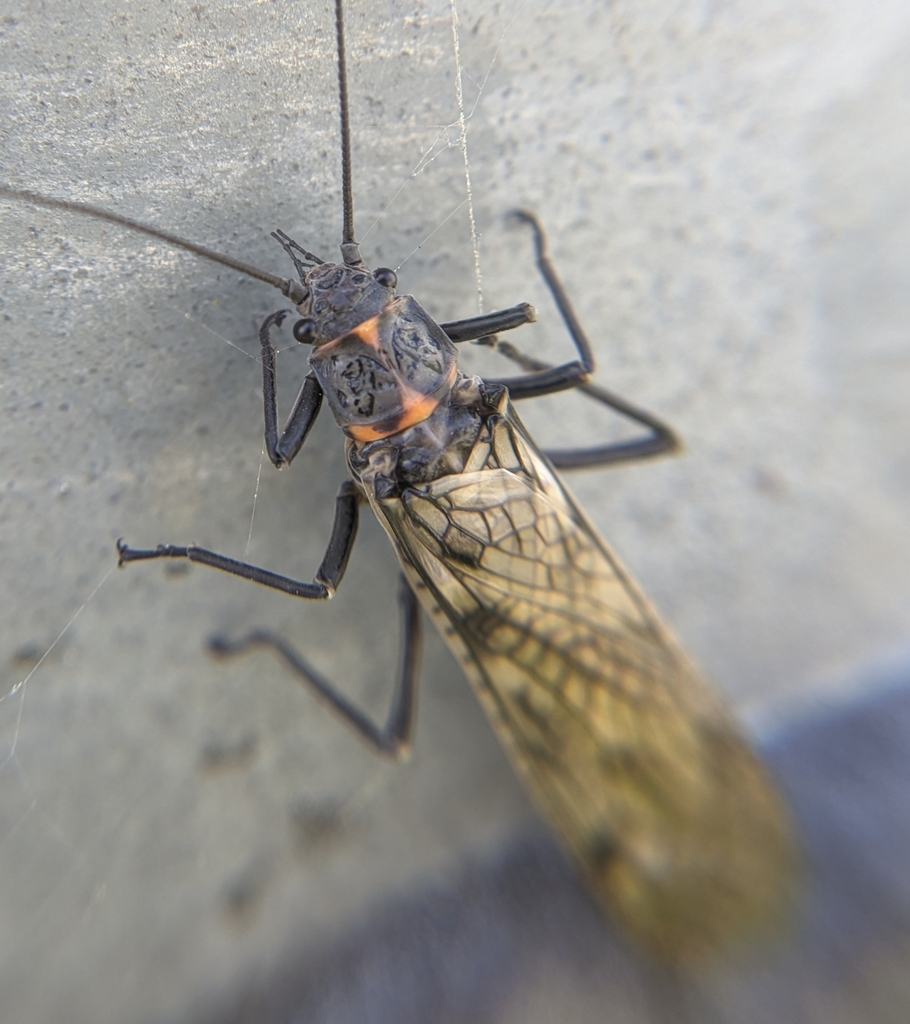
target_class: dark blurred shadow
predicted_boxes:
[188,674,910,1024]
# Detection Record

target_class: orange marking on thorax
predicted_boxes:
[347,363,457,442]
[317,314,383,356]
[349,314,381,349]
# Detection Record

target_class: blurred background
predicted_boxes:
[1,0,909,1020]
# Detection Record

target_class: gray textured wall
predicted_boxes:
[1,1,909,1021]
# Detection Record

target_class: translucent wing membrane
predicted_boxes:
[368,390,796,961]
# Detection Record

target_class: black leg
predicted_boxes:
[209,574,421,760]
[480,209,596,400]
[487,356,589,401]
[117,481,360,599]
[259,311,324,469]
[476,209,679,468]
[440,302,537,342]
[486,337,680,469]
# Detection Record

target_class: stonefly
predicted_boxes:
[0,0,796,963]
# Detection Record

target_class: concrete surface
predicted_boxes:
[191,673,910,1024]
[1,0,909,1021]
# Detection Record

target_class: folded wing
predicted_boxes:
[374,399,797,961]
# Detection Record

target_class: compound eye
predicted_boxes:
[293,318,318,345]
[373,267,397,290]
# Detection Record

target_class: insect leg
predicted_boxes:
[117,481,360,600]
[259,311,324,469]
[209,574,421,760]
[440,303,537,342]
[479,209,679,467]
[477,207,596,401]
[489,338,679,468]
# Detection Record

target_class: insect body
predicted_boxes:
[1,0,796,963]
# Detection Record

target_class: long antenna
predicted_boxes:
[335,0,362,265]
[0,186,308,304]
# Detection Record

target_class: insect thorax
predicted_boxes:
[347,374,505,499]
[308,294,458,442]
